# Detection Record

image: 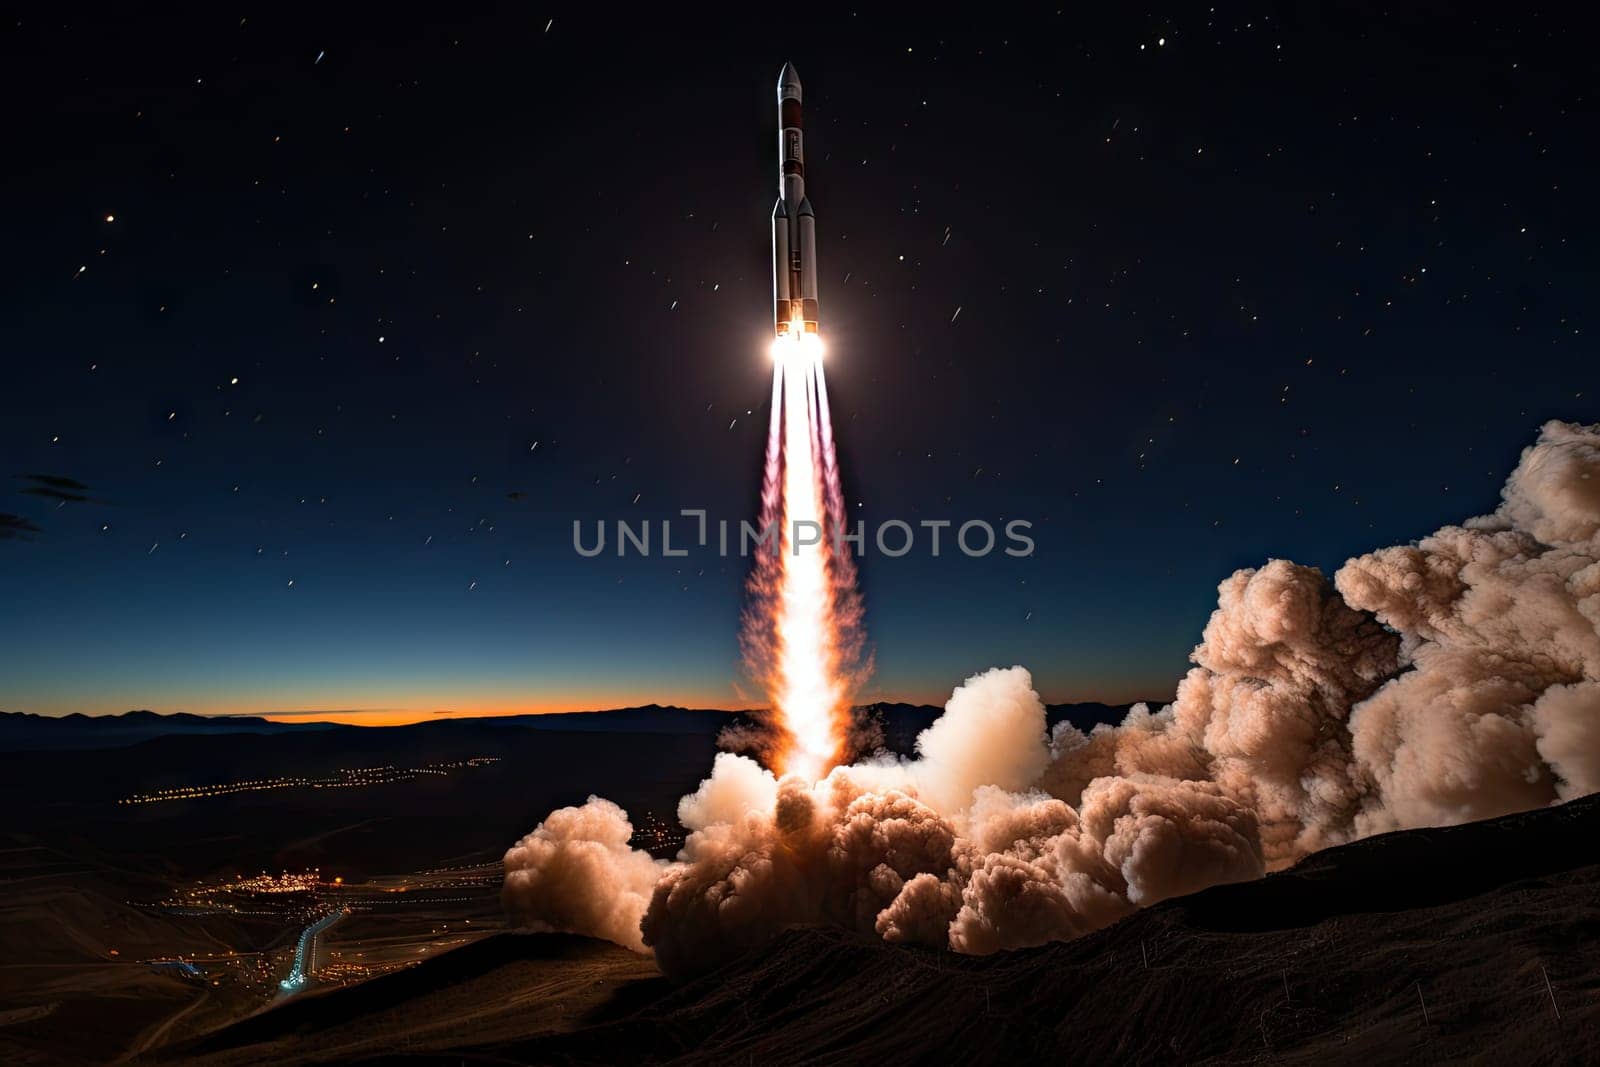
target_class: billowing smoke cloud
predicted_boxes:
[504,421,1600,977]
[502,797,666,952]
[1336,419,1600,831]
[1040,556,1402,867]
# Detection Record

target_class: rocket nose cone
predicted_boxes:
[778,62,802,98]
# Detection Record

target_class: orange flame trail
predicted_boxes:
[740,332,867,780]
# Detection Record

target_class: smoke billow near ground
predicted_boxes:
[503,420,1600,978]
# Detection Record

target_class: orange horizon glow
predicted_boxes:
[257,699,760,728]
[9,672,1174,727]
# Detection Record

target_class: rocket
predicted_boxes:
[772,63,819,337]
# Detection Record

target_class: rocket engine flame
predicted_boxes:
[740,329,867,781]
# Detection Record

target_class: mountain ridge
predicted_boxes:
[0,700,1163,752]
[165,794,1600,1065]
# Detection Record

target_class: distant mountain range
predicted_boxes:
[0,700,1160,752]
[0,709,338,751]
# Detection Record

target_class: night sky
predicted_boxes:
[3,8,1595,720]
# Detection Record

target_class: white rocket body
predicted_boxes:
[772,63,819,337]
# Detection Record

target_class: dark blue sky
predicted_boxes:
[2,7,1595,718]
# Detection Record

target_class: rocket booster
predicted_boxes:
[772,63,819,337]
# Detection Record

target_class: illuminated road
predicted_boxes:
[119,757,500,805]
[278,909,345,995]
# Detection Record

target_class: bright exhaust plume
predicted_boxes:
[741,329,864,780]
